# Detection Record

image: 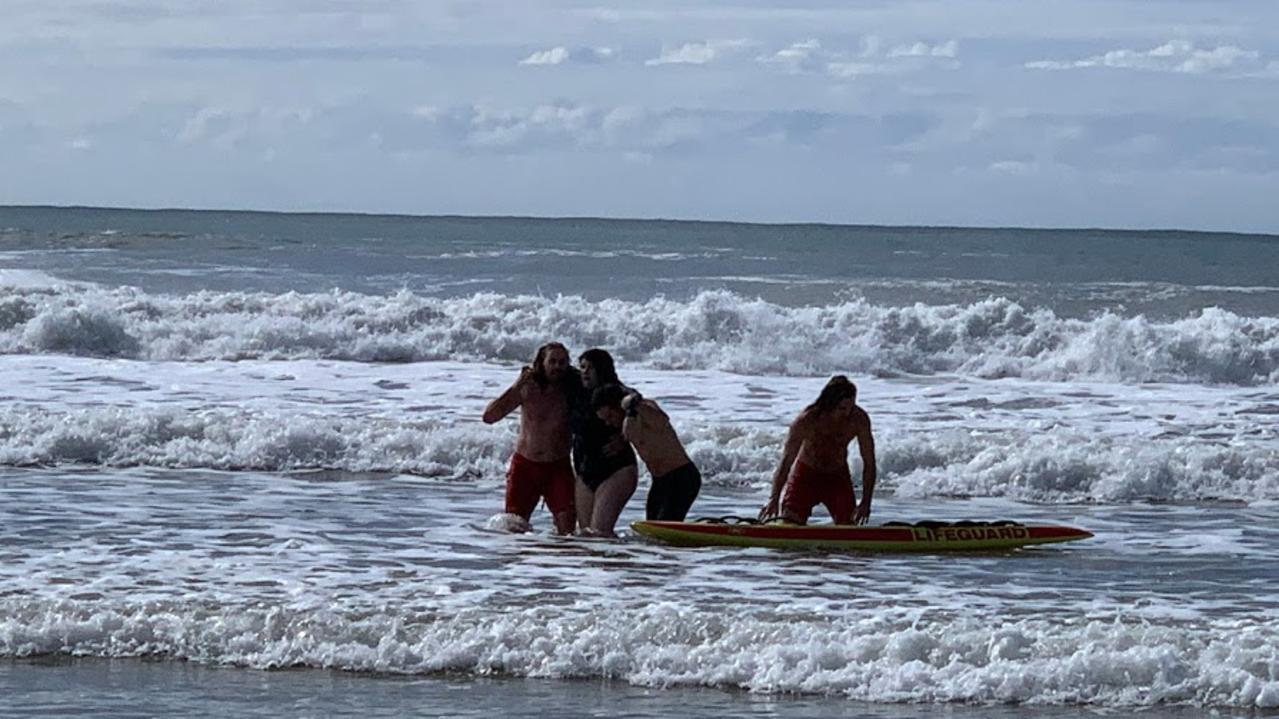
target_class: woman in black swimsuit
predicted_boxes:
[572,348,637,536]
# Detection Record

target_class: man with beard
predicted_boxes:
[758,375,878,525]
[482,342,579,534]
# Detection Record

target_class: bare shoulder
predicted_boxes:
[641,398,667,418]
[520,381,553,404]
[791,407,819,433]
[851,405,872,431]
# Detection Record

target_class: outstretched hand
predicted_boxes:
[758,498,779,521]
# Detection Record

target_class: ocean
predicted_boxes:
[2,206,1277,717]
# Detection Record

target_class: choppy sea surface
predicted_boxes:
[2,206,1278,717]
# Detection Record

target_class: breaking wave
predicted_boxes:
[2,407,1276,503]
[3,599,1277,708]
[1,283,1277,385]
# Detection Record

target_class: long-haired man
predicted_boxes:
[482,342,580,534]
[759,375,877,525]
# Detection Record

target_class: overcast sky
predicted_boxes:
[3,0,1278,231]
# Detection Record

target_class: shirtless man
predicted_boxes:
[592,386,701,521]
[482,342,578,534]
[758,375,877,525]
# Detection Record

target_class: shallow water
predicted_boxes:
[2,207,1278,712]
[3,466,1278,709]
[5,658,1254,718]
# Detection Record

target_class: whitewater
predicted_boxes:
[2,207,1278,717]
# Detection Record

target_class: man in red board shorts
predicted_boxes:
[758,376,878,525]
[482,342,578,534]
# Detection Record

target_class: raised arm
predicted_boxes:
[621,392,667,438]
[620,391,643,440]
[759,414,808,520]
[852,409,877,524]
[482,367,532,424]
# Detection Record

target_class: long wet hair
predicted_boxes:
[578,348,620,386]
[806,375,857,415]
[531,341,576,389]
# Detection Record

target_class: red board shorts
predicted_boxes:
[781,461,855,524]
[505,453,575,519]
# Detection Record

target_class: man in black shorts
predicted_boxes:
[592,384,701,522]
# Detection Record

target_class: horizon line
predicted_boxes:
[2,203,1276,240]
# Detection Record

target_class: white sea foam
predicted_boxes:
[2,599,1276,708]
[0,356,1275,503]
[0,405,509,478]
[886,429,1279,503]
[423,248,731,261]
[1,402,1275,503]
[0,268,77,289]
[1,285,1277,384]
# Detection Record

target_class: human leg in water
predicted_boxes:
[552,508,576,535]
[574,478,596,534]
[587,465,638,537]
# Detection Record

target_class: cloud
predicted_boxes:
[3,1,1276,232]
[176,107,234,144]
[465,104,595,149]
[860,35,882,58]
[518,46,616,66]
[19,93,1277,182]
[1026,40,1268,76]
[351,102,945,158]
[755,36,959,78]
[155,45,448,63]
[645,40,750,66]
[989,159,1037,175]
[953,110,1279,176]
[15,90,945,162]
[888,40,958,58]
[519,47,569,65]
[757,39,826,73]
[422,103,721,152]
[825,61,884,78]
[172,105,316,149]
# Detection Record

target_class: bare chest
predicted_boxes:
[521,390,569,423]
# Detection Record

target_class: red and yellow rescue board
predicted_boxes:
[631,520,1092,552]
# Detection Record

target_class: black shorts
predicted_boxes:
[646,462,701,521]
